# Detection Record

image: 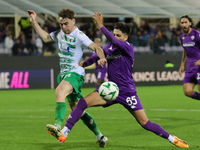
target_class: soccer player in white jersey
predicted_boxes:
[27,8,107,147]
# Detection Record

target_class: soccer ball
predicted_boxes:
[99,81,119,101]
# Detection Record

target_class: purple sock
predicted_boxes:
[192,91,200,100]
[65,98,88,130]
[142,120,169,139]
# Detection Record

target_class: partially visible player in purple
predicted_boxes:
[53,12,189,148]
[83,38,107,90]
[179,15,200,100]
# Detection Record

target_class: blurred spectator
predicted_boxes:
[42,26,56,54]
[164,27,172,41]
[0,30,6,43]
[34,34,43,56]
[87,28,95,41]
[130,18,138,35]
[161,31,169,44]
[148,33,155,52]
[170,34,181,46]
[17,47,26,56]
[141,20,150,32]
[138,35,147,46]
[44,22,57,33]
[196,21,200,31]
[153,31,165,54]
[128,34,139,47]
[4,33,14,56]
[0,25,12,44]
[135,30,142,40]
[12,38,22,56]
[18,32,35,55]
[12,38,26,56]
[141,30,150,43]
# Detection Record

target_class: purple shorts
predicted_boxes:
[103,91,143,111]
[184,70,200,84]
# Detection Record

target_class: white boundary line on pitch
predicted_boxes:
[1,108,200,112]
[1,115,200,121]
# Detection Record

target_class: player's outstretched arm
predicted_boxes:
[92,12,104,29]
[88,43,106,68]
[93,12,121,47]
[27,10,53,43]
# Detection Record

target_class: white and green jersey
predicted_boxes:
[50,27,93,78]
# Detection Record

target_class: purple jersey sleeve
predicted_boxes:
[83,52,99,67]
[100,26,133,56]
[100,26,135,94]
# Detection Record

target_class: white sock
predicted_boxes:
[96,133,103,141]
[62,126,71,137]
[54,124,61,130]
[168,135,175,143]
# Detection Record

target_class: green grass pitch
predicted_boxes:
[1,85,200,150]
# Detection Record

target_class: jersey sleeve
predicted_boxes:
[76,31,93,47]
[100,26,133,55]
[100,26,121,47]
[50,30,61,42]
[83,53,99,67]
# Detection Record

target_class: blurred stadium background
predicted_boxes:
[1,0,200,89]
[1,0,200,149]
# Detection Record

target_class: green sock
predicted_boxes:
[55,102,67,126]
[81,112,101,135]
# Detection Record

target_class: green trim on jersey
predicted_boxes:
[59,57,75,64]
[62,72,84,102]
[59,50,74,57]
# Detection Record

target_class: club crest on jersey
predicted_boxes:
[191,35,195,40]
[182,37,185,40]
[65,36,76,42]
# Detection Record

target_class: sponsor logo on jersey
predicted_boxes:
[107,51,122,59]
[60,43,70,53]
[182,42,195,47]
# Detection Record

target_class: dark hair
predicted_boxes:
[58,8,76,19]
[180,15,193,27]
[114,22,131,36]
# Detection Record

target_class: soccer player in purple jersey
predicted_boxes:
[179,15,200,101]
[50,12,189,148]
[83,38,107,90]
